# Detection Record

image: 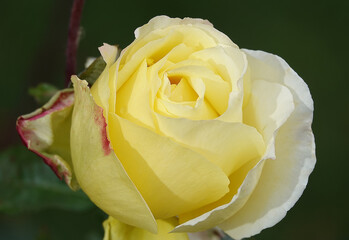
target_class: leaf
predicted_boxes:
[0,145,94,214]
[78,56,107,86]
[28,83,59,105]
[0,208,106,240]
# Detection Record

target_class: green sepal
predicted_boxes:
[79,56,107,86]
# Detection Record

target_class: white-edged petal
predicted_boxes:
[219,50,315,239]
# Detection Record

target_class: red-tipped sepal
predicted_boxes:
[16,89,79,190]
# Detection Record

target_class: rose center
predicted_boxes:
[167,75,198,102]
[168,75,181,85]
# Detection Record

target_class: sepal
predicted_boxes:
[16,89,78,190]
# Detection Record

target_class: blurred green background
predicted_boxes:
[1,0,348,239]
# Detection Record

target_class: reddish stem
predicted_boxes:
[65,0,85,87]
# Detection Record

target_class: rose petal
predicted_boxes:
[242,49,313,110]
[103,216,189,240]
[169,77,199,102]
[134,16,236,48]
[190,46,244,88]
[107,112,230,219]
[165,64,230,115]
[244,79,295,160]
[117,26,217,93]
[189,46,247,122]
[155,79,219,120]
[173,159,265,233]
[218,50,315,239]
[99,43,119,65]
[115,60,157,129]
[90,43,119,115]
[16,89,77,190]
[156,115,265,177]
[173,69,295,233]
[71,76,157,233]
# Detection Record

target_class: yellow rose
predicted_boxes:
[17,16,315,239]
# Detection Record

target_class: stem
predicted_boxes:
[65,0,85,87]
[213,228,234,240]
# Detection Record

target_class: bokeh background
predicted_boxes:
[1,0,348,239]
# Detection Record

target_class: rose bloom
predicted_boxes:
[17,16,315,239]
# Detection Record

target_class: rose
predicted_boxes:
[17,16,315,239]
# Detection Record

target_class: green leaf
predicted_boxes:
[78,56,107,86]
[0,145,94,214]
[28,83,59,105]
[0,208,106,240]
